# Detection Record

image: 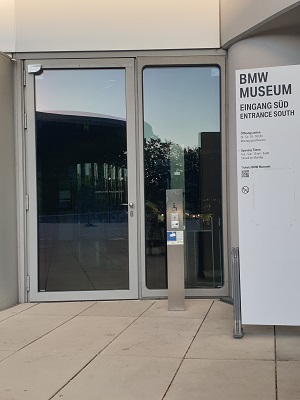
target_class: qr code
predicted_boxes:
[241,170,249,178]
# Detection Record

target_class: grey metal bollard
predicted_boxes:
[231,247,243,338]
[166,189,185,311]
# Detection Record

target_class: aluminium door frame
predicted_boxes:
[136,55,229,298]
[18,51,229,302]
[24,58,139,302]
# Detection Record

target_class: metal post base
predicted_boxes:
[231,247,244,339]
[233,320,243,338]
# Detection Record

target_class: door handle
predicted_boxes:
[129,202,134,208]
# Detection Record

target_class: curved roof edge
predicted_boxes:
[221,1,300,49]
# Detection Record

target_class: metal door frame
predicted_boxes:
[136,56,229,298]
[24,58,139,301]
[18,51,229,302]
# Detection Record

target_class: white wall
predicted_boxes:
[221,0,300,46]
[0,0,220,52]
[0,54,18,310]
[0,0,15,52]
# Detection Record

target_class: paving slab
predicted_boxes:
[142,299,213,319]
[164,359,276,400]
[21,301,96,316]
[187,326,274,360]
[277,361,300,400]
[24,315,135,353]
[0,348,96,400]
[0,303,38,321]
[0,314,71,351]
[199,314,234,335]
[205,300,233,319]
[80,300,154,317]
[0,350,14,362]
[197,301,235,335]
[103,316,201,358]
[276,326,300,361]
[52,355,181,400]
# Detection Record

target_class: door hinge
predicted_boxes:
[25,194,29,211]
[24,112,27,129]
[26,275,30,292]
[23,69,26,86]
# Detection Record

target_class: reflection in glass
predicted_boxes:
[143,66,223,289]
[35,69,129,292]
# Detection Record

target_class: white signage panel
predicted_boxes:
[236,65,300,325]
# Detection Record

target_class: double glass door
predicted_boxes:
[25,56,227,302]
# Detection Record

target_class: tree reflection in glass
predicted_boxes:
[143,66,223,289]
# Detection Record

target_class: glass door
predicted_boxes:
[26,59,138,301]
[138,57,228,298]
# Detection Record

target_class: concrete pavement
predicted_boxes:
[0,299,299,399]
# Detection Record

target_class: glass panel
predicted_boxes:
[35,69,129,291]
[143,66,223,289]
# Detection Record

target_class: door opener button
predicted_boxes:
[171,213,179,221]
